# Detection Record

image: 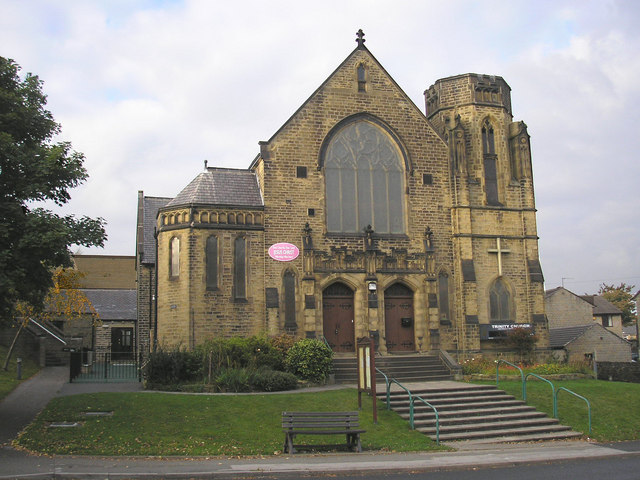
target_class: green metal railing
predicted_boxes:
[555,387,592,435]
[496,360,525,399]
[524,372,555,403]
[495,362,592,435]
[376,367,440,445]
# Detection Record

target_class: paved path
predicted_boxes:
[0,367,639,479]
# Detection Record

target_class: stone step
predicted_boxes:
[409,404,541,421]
[417,416,560,435]
[443,430,584,445]
[429,424,580,442]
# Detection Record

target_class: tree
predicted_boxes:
[3,268,99,370]
[598,283,637,326]
[505,327,538,365]
[0,56,106,323]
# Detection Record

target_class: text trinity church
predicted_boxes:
[136,31,548,359]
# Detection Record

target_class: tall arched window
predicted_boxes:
[234,236,247,300]
[438,271,450,322]
[283,271,296,331]
[170,237,180,278]
[324,120,405,234]
[489,277,512,322]
[482,120,500,205]
[206,235,218,290]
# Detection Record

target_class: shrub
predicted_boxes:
[214,368,254,393]
[145,348,203,385]
[285,338,333,384]
[197,335,286,372]
[461,357,494,375]
[251,368,298,392]
[505,327,538,365]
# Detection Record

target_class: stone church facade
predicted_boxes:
[136,32,548,359]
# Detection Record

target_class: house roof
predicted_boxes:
[138,195,172,265]
[548,325,593,348]
[580,295,622,315]
[165,167,263,209]
[82,289,136,321]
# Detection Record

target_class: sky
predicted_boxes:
[1,0,639,295]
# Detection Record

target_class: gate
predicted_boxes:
[70,351,141,383]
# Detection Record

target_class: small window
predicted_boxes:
[307,208,315,217]
[357,64,366,92]
[601,315,613,327]
[438,272,450,322]
[170,237,180,278]
[296,166,307,178]
[423,174,433,185]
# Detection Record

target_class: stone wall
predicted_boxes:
[545,288,593,328]
[597,361,640,383]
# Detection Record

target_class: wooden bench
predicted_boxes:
[282,411,366,454]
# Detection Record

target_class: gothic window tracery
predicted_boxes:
[489,277,512,322]
[324,120,405,234]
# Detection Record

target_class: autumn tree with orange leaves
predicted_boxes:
[2,268,99,371]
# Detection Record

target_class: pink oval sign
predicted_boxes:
[268,243,299,262]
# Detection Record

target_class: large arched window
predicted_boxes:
[324,120,405,234]
[489,277,512,322]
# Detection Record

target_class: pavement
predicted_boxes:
[1,367,639,479]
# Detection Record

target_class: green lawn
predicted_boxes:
[477,379,640,441]
[16,389,445,456]
[0,345,41,401]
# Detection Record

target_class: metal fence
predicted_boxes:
[70,351,141,383]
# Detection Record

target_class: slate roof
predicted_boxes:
[548,325,592,348]
[140,196,172,265]
[166,168,263,209]
[82,289,137,321]
[580,295,622,315]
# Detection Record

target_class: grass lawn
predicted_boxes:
[0,344,41,401]
[16,389,445,456]
[476,379,640,442]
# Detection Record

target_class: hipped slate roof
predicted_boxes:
[82,289,136,321]
[166,168,263,209]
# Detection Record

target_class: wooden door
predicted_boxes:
[384,283,415,352]
[323,283,355,352]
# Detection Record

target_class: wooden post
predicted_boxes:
[357,337,377,424]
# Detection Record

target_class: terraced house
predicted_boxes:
[136,31,548,360]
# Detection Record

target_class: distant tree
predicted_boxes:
[0,56,106,324]
[598,283,636,326]
[3,268,99,370]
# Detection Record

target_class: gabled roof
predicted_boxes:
[165,167,263,209]
[82,289,136,321]
[250,36,436,170]
[549,325,593,348]
[580,295,622,315]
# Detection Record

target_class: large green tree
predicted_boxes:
[598,282,637,326]
[0,56,106,323]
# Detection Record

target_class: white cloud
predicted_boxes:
[2,0,639,293]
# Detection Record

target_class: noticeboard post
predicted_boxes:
[357,336,377,424]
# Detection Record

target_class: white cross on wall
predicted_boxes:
[488,237,511,276]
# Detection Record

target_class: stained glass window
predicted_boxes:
[489,277,511,322]
[325,120,405,234]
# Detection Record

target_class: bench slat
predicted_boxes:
[282,411,365,454]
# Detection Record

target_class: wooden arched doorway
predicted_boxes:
[384,283,415,352]
[322,282,355,352]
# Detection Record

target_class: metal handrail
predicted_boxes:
[375,367,440,445]
[555,387,592,435]
[412,395,440,445]
[524,372,555,406]
[29,318,67,344]
[496,359,525,399]
[319,335,331,350]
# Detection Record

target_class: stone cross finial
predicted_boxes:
[204,159,208,170]
[356,29,365,47]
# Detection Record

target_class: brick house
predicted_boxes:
[136,31,548,360]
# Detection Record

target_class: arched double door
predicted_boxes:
[384,283,415,352]
[322,282,355,352]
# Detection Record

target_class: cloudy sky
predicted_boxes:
[2,0,639,295]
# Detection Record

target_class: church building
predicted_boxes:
[136,31,548,360]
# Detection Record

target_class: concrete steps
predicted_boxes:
[333,354,451,384]
[377,382,582,443]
